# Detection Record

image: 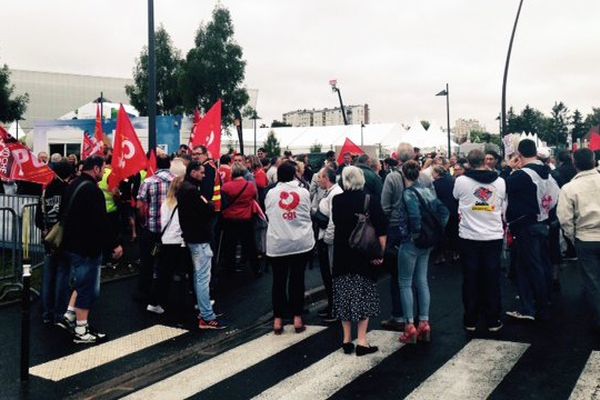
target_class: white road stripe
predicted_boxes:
[30,325,187,382]
[405,339,529,400]
[122,325,326,400]
[253,330,404,400]
[569,351,600,400]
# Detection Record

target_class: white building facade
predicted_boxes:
[283,104,369,127]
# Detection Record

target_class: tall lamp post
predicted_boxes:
[436,83,451,157]
[147,0,157,151]
[251,111,261,154]
[501,0,525,137]
[329,79,349,126]
[360,123,365,146]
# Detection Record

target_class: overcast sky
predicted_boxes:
[1,0,599,132]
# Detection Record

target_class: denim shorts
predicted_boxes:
[66,252,102,309]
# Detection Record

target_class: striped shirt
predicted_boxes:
[137,169,175,233]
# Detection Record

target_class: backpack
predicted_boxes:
[406,186,444,249]
[348,194,382,259]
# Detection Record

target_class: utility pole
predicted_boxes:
[147,0,157,151]
[501,0,525,137]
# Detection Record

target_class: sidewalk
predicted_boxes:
[0,263,327,399]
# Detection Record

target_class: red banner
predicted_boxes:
[590,131,600,151]
[337,137,365,165]
[191,99,222,159]
[81,131,103,160]
[0,126,55,186]
[109,105,148,190]
[146,149,157,178]
[95,103,106,144]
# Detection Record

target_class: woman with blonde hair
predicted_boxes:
[146,176,186,316]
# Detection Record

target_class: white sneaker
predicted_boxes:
[146,304,165,314]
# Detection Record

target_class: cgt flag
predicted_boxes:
[81,131,103,160]
[337,137,365,165]
[109,105,148,190]
[589,126,600,151]
[0,125,55,186]
[191,99,222,159]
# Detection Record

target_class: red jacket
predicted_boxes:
[222,177,257,221]
[254,169,269,189]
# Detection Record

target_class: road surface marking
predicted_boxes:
[122,325,326,400]
[30,325,187,382]
[252,330,403,400]
[405,339,529,400]
[569,351,600,400]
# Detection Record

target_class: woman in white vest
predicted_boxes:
[265,161,315,335]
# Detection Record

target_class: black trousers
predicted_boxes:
[271,252,308,318]
[460,238,503,327]
[150,244,187,308]
[139,229,161,297]
[575,240,600,330]
[317,240,333,311]
[221,219,258,272]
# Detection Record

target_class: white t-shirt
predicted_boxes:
[160,202,183,245]
[453,174,506,241]
[265,181,315,257]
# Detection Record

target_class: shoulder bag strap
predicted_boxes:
[224,181,249,210]
[363,193,370,215]
[61,180,92,224]
[161,205,179,236]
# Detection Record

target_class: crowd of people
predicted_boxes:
[31,139,600,352]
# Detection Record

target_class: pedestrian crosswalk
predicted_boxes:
[30,324,600,399]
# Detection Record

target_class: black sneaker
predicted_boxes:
[317,309,330,318]
[199,318,228,330]
[488,322,503,332]
[322,314,337,323]
[87,326,107,340]
[73,326,98,344]
[55,316,75,333]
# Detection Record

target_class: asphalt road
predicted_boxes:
[1,258,598,399]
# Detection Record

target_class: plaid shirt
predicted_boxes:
[137,169,175,233]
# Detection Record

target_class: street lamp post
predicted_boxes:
[436,83,451,157]
[501,0,525,137]
[251,111,261,154]
[329,80,349,126]
[360,123,365,146]
[147,0,157,151]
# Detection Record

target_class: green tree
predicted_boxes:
[570,109,587,143]
[470,130,502,148]
[0,64,29,123]
[309,142,322,153]
[263,130,281,157]
[545,101,570,147]
[179,6,248,125]
[584,107,600,131]
[420,120,430,130]
[271,120,291,127]
[126,25,183,116]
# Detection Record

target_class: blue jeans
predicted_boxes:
[188,243,216,321]
[66,252,102,310]
[398,241,431,324]
[513,223,551,318]
[41,252,70,322]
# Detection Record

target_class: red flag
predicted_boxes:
[95,103,105,143]
[81,131,103,160]
[191,100,222,159]
[147,149,157,177]
[337,137,365,165]
[0,126,55,186]
[188,108,202,148]
[109,105,148,190]
[194,108,202,124]
[590,131,600,151]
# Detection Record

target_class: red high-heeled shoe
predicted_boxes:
[399,324,418,344]
[417,322,431,342]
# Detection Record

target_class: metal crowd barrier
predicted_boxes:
[0,194,44,301]
[0,207,20,300]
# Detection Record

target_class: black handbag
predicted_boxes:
[348,194,382,260]
[312,209,330,230]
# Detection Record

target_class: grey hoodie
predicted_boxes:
[381,167,433,228]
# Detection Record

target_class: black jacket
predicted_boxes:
[61,174,119,258]
[552,163,577,188]
[433,174,458,218]
[506,163,551,228]
[200,161,216,201]
[177,177,214,244]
